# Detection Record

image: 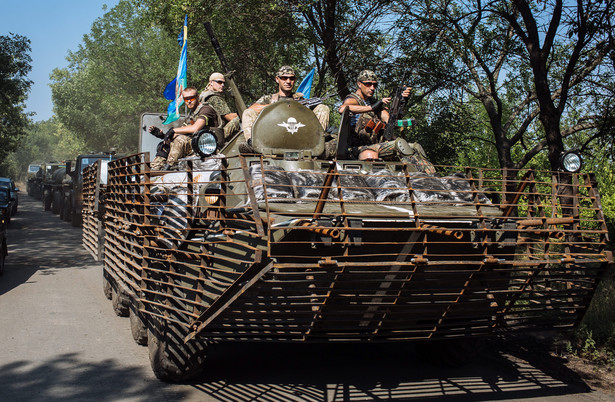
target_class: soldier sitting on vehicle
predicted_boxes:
[338,69,434,173]
[199,72,240,141]
[148,86,216,170]
[239,66,330,153]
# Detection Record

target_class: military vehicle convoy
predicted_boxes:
[81,99,613,382]
[57,153,115,227]
[32,162,65,207]
[26,163,41,196]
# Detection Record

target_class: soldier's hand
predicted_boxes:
[371,100,384,113]
[164,128,175,143]
[148,126,164,139]
[402,87,412,98]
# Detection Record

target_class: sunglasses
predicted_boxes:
[361,81,378,88]
[279,76,296,81]
[184,96,198,102]
[213,80,225,84]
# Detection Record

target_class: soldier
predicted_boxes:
[338,69,412,159]
[148,87,211,170]
[199,72,240,139]
[240,66,330,152]
[338,70,435,173]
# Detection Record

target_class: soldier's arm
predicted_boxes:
[173,116,207,136]
[338,97,371,114]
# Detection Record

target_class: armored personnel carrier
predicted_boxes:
[86,100,612,382]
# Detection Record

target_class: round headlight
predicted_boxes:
[560,151,582,173]
[192,130,217,158]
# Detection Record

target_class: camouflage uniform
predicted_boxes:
[242,66,330,141]
[151,103,209,170]
[200,90,241,140]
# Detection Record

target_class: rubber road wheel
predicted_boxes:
[43,190,52,211]
[111,286,130,317]
[148,320,207,382]
[102,271,112,300]
[0,246,6,275]
[130,307,148,346]
[52,191,62,214]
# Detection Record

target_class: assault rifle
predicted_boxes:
[382,79,409,141]
[298,93,335,109]
[204,22,247,118]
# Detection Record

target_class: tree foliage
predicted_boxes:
[50,0,178,153]
[395,0,615,171]
[0,33,32,168]
[136,0,311,103]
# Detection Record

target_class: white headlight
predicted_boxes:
[560,151,582,173]
[193,131,217,158]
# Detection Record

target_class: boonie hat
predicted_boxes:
[276,66,295,77]
[357,69,377,82]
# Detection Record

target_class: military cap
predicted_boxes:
[276,66,295,77]
[357,69,378,82]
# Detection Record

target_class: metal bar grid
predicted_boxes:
[82,162,103,260]
[99,154,611,342]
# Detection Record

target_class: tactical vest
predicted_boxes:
[198,91,223,128]
[346,93,381,146]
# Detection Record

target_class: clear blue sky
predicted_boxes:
[1,0,120,122]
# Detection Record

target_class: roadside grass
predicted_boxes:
[570,263,615,368]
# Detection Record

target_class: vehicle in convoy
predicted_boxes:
[0,187,9,274]
[0,177,19,216]
[26,163,41,196]
[36,162,65,208]
[59,153,115,227]
[81,99,613,382]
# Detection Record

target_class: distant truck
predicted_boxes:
[60,153,116,227]
[37,162,65,208]
[26,163,41,196]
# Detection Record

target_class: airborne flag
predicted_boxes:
[163,15,188,125]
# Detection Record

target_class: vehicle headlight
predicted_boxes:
[192,130,218,158]
[560,151,582,173]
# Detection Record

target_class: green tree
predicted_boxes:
[136,0,311,103]
[395,0,615,172]
[0,33,32,170]
[50,0,178,153]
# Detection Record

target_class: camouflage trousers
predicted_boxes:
[323,138,436,175]
[322,139,399,160]
[150,134,194,170]
[224,116,241,139]
[242,104,330,141]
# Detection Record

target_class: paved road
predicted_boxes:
[1,195,613,401]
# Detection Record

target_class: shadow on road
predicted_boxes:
[0,353,186,402]
[1,196,93,296]
[186,340,591,401]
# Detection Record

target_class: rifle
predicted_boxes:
[298,93,335,109]
[204,22,247,118]
[382,78,409,141]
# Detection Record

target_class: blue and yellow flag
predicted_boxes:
[163,15,188,125]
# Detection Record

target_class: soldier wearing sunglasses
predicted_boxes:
[338,70,412,161]
[149,86,211,170]
[240,66,330,153]
[199,72,240,139]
